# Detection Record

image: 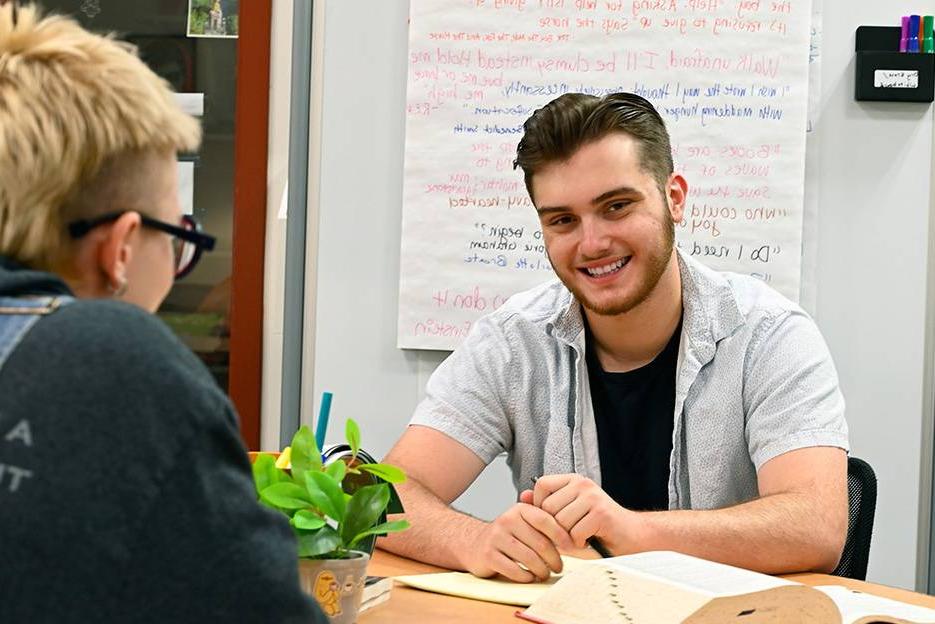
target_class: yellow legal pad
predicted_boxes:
[392,556,593,606]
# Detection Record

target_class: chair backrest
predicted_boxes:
[831,456,877,580]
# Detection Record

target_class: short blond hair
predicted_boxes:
[0,4,201,269]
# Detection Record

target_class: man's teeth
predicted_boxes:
[586,258,628,276]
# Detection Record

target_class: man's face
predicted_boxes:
[531,133,685,316]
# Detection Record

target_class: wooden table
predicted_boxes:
[359,548,935,623]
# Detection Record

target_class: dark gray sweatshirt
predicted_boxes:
[0,257,324,623]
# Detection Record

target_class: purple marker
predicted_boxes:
[909,15,921,53]
[900,15,909,52]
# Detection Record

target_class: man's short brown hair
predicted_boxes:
[514,92,673,202]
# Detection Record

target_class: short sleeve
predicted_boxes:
[743,310,849,471]
[409,313,516,465]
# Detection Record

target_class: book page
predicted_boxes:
[523,560,712,624]
[606,551,796,597]
[523,552,836,624]
[816,585,935,624]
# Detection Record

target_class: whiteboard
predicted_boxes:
[397,0,814,349]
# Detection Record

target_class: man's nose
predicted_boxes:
[579,217,611,258]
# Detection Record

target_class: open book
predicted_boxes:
[517,551,935,624]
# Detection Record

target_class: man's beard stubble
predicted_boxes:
[548,214,676,317]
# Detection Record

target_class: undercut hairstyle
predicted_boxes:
[0,3,201,269]
[513,92,673,203]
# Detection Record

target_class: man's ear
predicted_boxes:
[97,212,141,292]
[666,173,688,224]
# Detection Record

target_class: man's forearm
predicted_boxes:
[628,491,846,574]
[378,476,487,570]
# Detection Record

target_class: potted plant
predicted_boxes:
[252,419,409,623]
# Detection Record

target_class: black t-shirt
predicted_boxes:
[585,317,682,511]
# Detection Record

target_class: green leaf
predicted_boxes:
[302,476,337,519]
[348,520,410,549]
[340,483,390,546]
[259,497,281,512]
[305,471,347,523]
[296,526,343,558]
[325,459,347,483]
[292,510,327,531]
[290,425,321,477]
[252,453,289,496]
[357,462,407,484]
[346,418,361,459]
[260,482,312,510]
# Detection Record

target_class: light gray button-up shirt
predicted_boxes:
[410,249,848,510]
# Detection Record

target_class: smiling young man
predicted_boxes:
[381,93,849,581]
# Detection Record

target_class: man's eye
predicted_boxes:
[608,201,631,212]
[549,216,574,227]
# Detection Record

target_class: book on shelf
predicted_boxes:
[516,551,935,624]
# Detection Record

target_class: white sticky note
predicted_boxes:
[874,70,919,89]
[177,161,194,216]
[174,93,205,117]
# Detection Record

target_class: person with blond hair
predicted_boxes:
[0,5,325,622]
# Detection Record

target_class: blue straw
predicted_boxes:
[315,391,333,452]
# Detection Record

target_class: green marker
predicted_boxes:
[924,15,934,53]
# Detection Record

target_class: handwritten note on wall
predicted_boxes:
[398,0,812,350]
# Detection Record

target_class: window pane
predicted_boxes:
[45,0,238,392]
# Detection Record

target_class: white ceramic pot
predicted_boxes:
[297,551,370,624]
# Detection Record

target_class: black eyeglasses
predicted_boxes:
[68,211,217,279]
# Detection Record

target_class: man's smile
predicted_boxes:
[579,256,631,280]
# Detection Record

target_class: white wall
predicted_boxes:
[294,0,935,590]
[306,0,518,521]
[814,4,934,590]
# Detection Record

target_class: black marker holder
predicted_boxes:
[855,26,934,103]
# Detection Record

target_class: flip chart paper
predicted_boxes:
[399,0,813,349]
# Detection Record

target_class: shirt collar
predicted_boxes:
[543,247,745,352]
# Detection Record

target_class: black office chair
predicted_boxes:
[831,456,877,580]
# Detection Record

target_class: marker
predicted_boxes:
[908,15,921,53]
[900,16,909,52]
[924,15,934,53]
[315,391,333,453]
[585,532,613,558]
[530,476,613,558]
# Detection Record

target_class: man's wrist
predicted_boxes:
[454,519,487,572]
[622,508,662,553]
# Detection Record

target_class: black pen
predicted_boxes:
[530,476,613,558]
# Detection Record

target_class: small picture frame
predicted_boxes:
[186,0,239,39]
